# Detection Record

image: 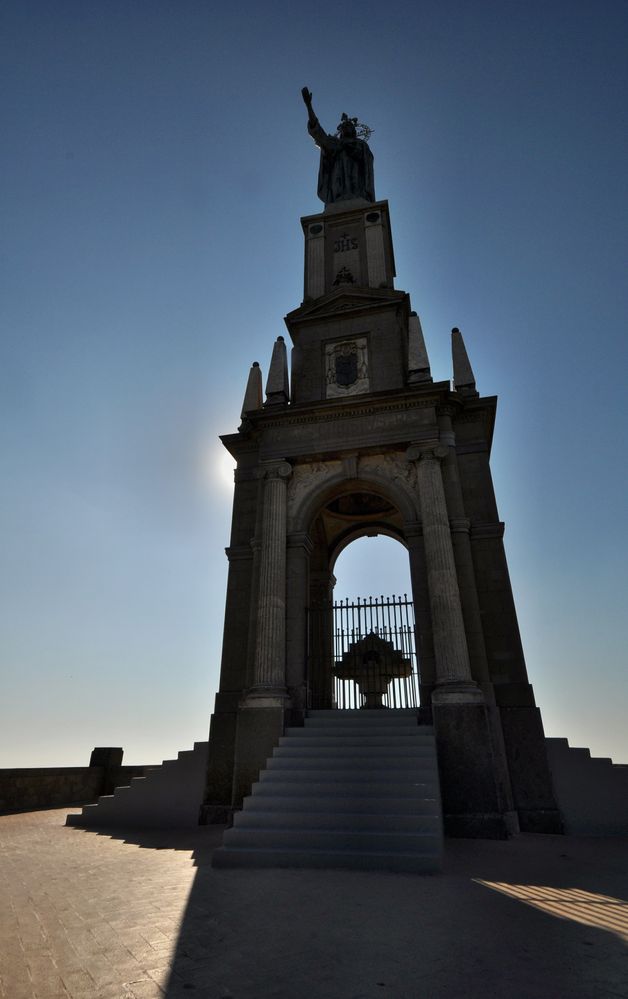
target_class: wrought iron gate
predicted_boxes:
[307,594,420,710]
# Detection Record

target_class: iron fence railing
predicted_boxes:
[307,594,419,710]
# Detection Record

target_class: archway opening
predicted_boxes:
[307,523,419,710]
[305,485,421,710]
[333,534,413,604]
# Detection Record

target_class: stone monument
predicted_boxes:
[201,90,562,838]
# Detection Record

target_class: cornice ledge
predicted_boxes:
[285,292,409,326]
[253,396,442,431]
[225,545,254,561]
[470,522,505,540]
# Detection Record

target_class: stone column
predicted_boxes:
[407,443,482,705]
[404,521,436,691]
[438,407,491,686]
[408,444,517,836]
[247,460,292,703]
[285,531,313,713]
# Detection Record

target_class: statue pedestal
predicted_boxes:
[301,199,396,302]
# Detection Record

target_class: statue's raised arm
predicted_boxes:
[301,85,375,208]
[301,86,318,130]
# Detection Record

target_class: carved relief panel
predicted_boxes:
[327,222,362,290]
[287,460,342,530]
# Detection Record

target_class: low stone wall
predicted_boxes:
[0,755,150,815]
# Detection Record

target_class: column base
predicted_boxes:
[241,685,290,709]
[432,680,485,705]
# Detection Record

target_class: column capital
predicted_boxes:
[259,460,293,481]
[437,402,457,420]
[403,519,424,541]
[406,442,449,463]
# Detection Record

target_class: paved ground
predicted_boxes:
[0,808,626,999]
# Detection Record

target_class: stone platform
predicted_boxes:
[1,808,627,998]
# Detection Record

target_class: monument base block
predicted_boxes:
[231,705,286,808]
[203,707,238,816]
[498,699,564,834]
[432,699,515,839]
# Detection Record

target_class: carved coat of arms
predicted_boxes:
[335,349,358,386]
[325,337,369,398]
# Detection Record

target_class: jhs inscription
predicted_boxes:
[334,233,358,253]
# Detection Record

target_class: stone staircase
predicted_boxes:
[213,709,443,872]
[546,737,628,835]
[66,742,208,829]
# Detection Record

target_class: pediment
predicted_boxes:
[285,287,407,325]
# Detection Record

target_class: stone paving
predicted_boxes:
[1,808,627,999]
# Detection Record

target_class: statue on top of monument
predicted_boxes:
[302,87,375,207]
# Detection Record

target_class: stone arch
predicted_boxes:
[284,460,433,712]
[289,459,420,539]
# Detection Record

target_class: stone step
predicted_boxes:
[233,810,441,833]
[212,846,441,873]
[66,742,208,829]
[274,743,436,757]
[213,710,442,872]
[242,794,440,815]
[546,736,628,835]
[286,725,430,735]
[299,730,430,741]
[259,767,438,785]
[221,826,441,855]
[265,756,438,773]
[304,714,423,727]
[252,778,439,796]
[279,726,434,747]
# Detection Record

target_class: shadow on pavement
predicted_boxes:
[67,820,628,999]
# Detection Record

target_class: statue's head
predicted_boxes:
[337,113,358,140]
[336,112,374,143]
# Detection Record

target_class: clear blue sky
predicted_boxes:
[1,0,627,768]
